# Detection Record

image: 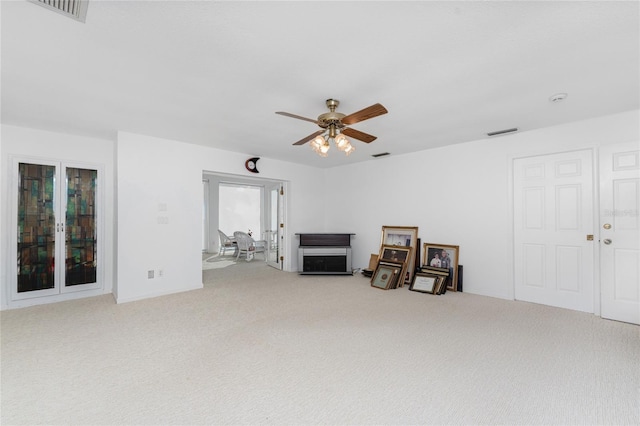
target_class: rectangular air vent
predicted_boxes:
[372,152,390,158]
[487,128,518,137]
[29,0,89,23]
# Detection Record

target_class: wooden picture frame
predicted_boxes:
[379,245,413,288]
[377,259,406,289]
[380,244,412,263]
[380,226,419,284]
[419,266,449,294]
[410,272,440,294]
[422,243,459,292]
[370,264,398,290]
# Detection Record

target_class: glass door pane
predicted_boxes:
[265,183,283,270]
[17,163,57,293]
[65,167,97,286]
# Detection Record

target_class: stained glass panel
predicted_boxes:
[65,167,97,286]
[17,163,56,292]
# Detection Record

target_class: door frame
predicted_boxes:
[202,171,289,271]
[508,147,601,316]
[264,181,284,270]
[7,155,105,308]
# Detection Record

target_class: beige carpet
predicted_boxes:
[202,254,238,270]
[1,261,639,425]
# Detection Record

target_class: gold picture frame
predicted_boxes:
[422,243,459,292]
[376,259,406,289]
[380,244,412,264]
[380,226,419,284]
[370,264,399,290]
[379,245,413,288]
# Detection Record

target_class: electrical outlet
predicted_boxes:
[148,270,154,279]
[158,269,164,278]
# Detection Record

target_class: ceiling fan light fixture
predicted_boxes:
[311,135,324,147]
[335,133,350,151]
[278,99,388,158]
[319,141,330,157]
[343,143,355,156]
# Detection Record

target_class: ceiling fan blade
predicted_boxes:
[276,111,319,124]
[293,130,325,146]
[342,127,377,143]
[341,103,388,125]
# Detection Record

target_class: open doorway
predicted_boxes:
[202,172,286,271]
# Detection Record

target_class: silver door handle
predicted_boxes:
[603,239,612,245]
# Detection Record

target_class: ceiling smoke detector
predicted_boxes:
[549,93,568,103]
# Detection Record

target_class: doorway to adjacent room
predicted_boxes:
[202,172,286,271]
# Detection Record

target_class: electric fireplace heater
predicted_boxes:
[297,233,354,275]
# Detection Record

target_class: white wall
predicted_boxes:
[115,132,327,303]
[324,110,640,300]
[0,124,116,309]
[3,110,637,308]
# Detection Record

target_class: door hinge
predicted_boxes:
[280,187,284,195]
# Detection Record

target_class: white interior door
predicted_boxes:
[265,183,284,270]
[600,142,640,325]
[513,150,595,312]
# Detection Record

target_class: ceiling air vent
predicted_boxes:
[487,128,518,137]
[29,0,89,23]
[372,152,390,158]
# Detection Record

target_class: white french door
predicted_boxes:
[599,142,640,325]
[10,158,103,302]
[265,182,284,270]
[513,150,595,313]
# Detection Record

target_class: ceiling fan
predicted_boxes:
[276,99,388,156]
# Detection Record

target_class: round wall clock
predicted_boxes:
[245,157,260,173]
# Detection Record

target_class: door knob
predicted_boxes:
[603,223,612,230]
[603,239,612,245]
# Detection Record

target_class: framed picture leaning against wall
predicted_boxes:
[422,243,459,292]
[380,226,419,284]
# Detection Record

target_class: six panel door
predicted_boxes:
[513,150,595,312]
[600,142,640,325]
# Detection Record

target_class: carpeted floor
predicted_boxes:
[202,254,239,271]
[1,259,639,425]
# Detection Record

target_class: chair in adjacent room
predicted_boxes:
[233,231,266,261]
[217,230,237,256]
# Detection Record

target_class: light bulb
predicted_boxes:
[344,143,355,156]
[335,134,349,150]
[311,136,324,149]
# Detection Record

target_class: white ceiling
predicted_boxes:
[2,1,638,168]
